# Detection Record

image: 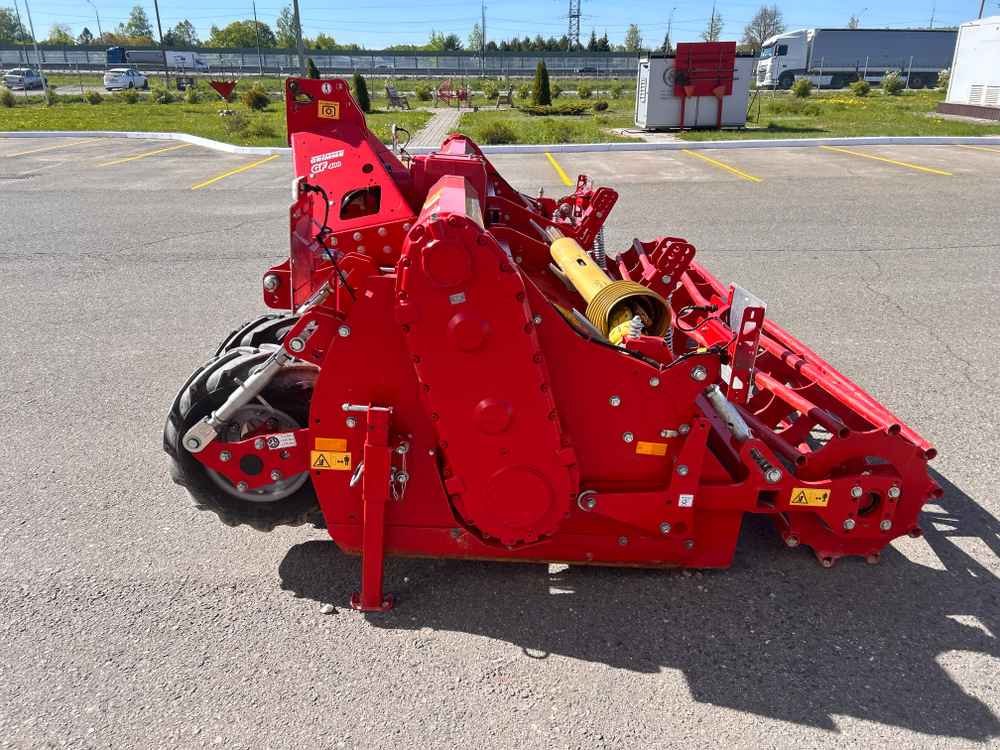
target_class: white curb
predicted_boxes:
[3,129,1000,156]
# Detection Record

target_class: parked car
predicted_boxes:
[104,67,149,91]
[575,66,599,74]
[3,68,47,90]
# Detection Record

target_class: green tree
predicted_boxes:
[624,23,642,52]
[468,22,483,52]
[352,72,371,113]
[0,7,29,43]
[427,29,462,50]
[532,60,551,105]
[701,8,724,42]
[847,14,860,29]
[46,22,73,44]
[275,5,300,48]
[597,31,610,51]
[313,33,338,50]
[209,20,275,48]
[741,5,784,55]
[77,26,94,45]
[306,57,320,78]
[164,19,199,47]
[119,5,153,39]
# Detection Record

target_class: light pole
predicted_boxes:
[85,0,103,38]
[252,0,264,76]
[21,0,47,98]
[152,0,169,86]
[291,0,307,76]
[666,6,676,52]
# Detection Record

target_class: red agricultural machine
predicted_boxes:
[164,78,939,611]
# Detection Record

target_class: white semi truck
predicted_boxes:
[756,28,957,90]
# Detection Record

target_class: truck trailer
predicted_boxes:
[756,28,957,90]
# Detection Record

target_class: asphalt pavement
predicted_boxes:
[0,136,997,749]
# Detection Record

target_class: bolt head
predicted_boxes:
[843,518,856,531]
[395,442,409,455]
[880,519,892,531]
[618,536,629,546]
[352,231,362,241]
[622,431,635,443]
[786,536,799,548]
[532,315,542,325]
[765,467,783,484]
[262,274,280,292]
[661,275,672,285]
[585,497,597,510]
[219,450,231,462]
[677,464,689,476]
[185,437,201,450]
[887,485,901,499]
[850,485,864,498]
[649,376,660,387]
[659,521,672,535]
[690,365,708,382]
[288,337,305,352]
[678,423,691,435]
[269,469,282,481]
[337,325,351,338]
[609,395,622,407]
[254,438,266,450]
[378,226,388,237]
[683,539,695,550]
[345,417,358,429]
[396,471,410,483]
[236,481,249,492]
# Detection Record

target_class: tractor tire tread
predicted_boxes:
[164,347,320,532]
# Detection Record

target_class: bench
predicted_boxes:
[385,84,410,110]
[436,80,470,108]
[496,86,513,108]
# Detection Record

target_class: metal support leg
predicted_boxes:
[349,405,394,612]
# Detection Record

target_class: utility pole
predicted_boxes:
[567,0,581,49]
[252,0,264,76]
[85,0,103,38]
[12,0,25,40]
[928,2,935,27]
[152,0,169,86]
[22,0,46,97]
[978,0,985,18]
[291,0,307,76]
[666,6,676,52]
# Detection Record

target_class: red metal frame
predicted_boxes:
[193,78,939,607]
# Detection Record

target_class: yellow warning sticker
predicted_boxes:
[314,437,347,451]
[790,487,830,507]
[635,441,668,456]
[311,450,351,471]
[317,100,341,119]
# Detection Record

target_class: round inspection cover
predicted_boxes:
[458,465,564,545]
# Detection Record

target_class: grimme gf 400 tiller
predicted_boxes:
[165,78,939,611]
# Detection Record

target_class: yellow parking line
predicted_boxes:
[820,145,952,176]
[544,152,574,187]
[98,142,191,166]
[681,149,763,183]
[5,138,100,157]
[191,154,280,190]
[956,144,1000,154]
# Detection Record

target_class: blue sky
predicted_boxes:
[21,0,994,48]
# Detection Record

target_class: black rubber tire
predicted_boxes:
[215,313,299,356]
[778,73,795,90]
[908,74,925,90]
[163,348,320,531]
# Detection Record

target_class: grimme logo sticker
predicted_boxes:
[309,148,344,176]
[318,100,341,119]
